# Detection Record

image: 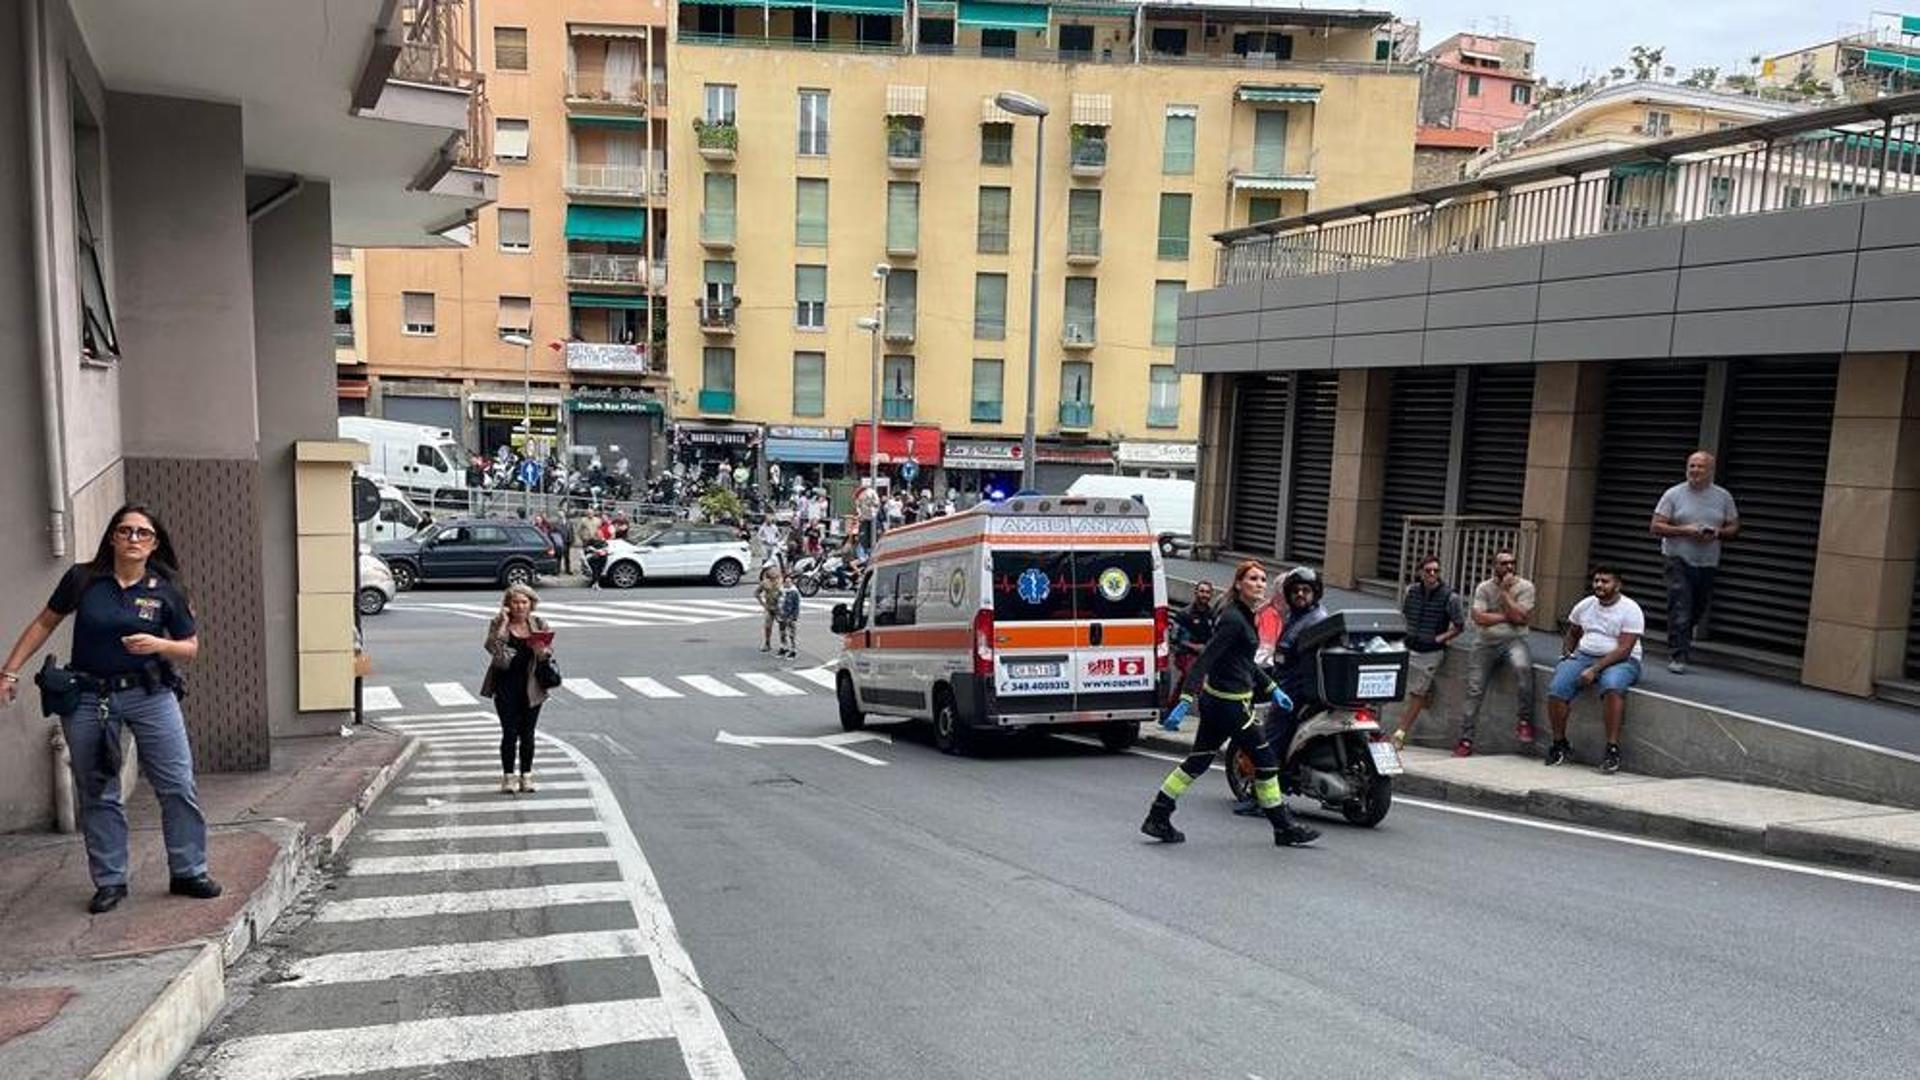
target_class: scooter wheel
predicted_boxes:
[1341,775,1392,827]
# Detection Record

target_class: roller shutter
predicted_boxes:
[1377,369,1458,579]
[1460,365,1536,518]
[1712,357,1836,660]
[1589,362,1709,638]
[1906,571,1920,679]
[1228,374,1290,555]
[1285,371,1339,565]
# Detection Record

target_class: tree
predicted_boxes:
[1725,73,1756,93]
[1610,66,1628,83]
[1680,66,1721,89]
[1628,44,1665,81]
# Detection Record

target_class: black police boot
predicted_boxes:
[1267,803,1321,847]
[1140,794,1185,844]
[169,874,224,900]
[87,885,128,914]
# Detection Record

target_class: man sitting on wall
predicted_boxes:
[1544,565,1644,775]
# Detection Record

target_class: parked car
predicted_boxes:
[358,551,396,616]
[374,518,559,590]
[598,525,750,588]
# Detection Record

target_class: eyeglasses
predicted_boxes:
[113,526,156,542]
[1420,565,1441,574]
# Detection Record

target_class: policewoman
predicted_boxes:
[0,505,221,914]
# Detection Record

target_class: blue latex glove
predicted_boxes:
[1270,686,1294,713]
[1160,697,1192,732]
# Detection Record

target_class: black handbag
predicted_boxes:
[33,655,82,719]
[534,655,563,691]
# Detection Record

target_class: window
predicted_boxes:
[796,178,828,246]
[1068,189,1101,258]
[795,265,826,329]
[1147,365,1181,427]
[1162,107,1196,175]
[1253,110,1289,174]
[1511,83,1532,105]
[1249,196,1284,224]
[695,4,736,34]
[1644,110,1672,137]
[973,273,1007,340]
[704,173,737,243]
[493,26,527,71]
[496,295,532,335]
[1707,175,1735,216]
[1063,278,1096,343]
[1375,38,1392,61]
[1157,194,1191,260]
[883,355,915,413]
[704,83,737,125]
[495,118,530,161]
[1060,361,1093,427]
[333,274,354,346]
[981,123,1013,165]
[884,270,917,339]
[402,291,435,335]
[972,359,1004,423]
[1150,27,1187,56]
[920,18,955,49]
[792,352,826,417]
[886,182,919,254]
[1058,24,1094,57]
[703,348,736,409]
[1783,185,1807,209]
[1466,73,1482,97]
[73,100,118,362]
[497,208,530,252]
[797,89,830,156]
[703,260,736,308]
[1233,32,1292,59]
[981,28,1017,56]
[1152,281,1183,347]
[977,186,1011,253]
[874,563,918,627]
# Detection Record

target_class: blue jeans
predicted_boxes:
[1547,655,1641,701]
[63,688,209,887]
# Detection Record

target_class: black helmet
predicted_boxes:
[1281,566,1323,606]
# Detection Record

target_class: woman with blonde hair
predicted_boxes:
[479,583,554,794]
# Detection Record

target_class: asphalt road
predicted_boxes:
[181,580,1920,1079]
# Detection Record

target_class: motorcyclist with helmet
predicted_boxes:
[1232,566,1331,816]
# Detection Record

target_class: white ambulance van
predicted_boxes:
[829,496,1168,755]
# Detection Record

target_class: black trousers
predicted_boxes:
[1663,557,1717,660]
[495,696,542,774]
[1159,692,1284,810]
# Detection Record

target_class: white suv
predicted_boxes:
[599,525,750,588]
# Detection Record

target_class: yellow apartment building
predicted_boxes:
[340,0,673,475]
[668,0,1417,495]
[1469,80,1807,180]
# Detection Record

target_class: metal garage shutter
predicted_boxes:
[1906,572,1920,679]
[1285,371,1339,565]
[1460,365,1536,518]
[381,394,461,432]
[1377,369,1458,579]
[1712,357,1837,660]
[1228,374,1290,555]
[1589,362,1709,637]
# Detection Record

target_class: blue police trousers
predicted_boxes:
[63,688,210,887]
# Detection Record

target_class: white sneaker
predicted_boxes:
[1668,659,1687,674]
[518,773,536,794]
[498,775,515,795]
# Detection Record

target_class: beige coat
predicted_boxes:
[479,613,552,707]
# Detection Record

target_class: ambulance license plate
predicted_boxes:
[1367,741,1404,776]
[1007,661,1061,680]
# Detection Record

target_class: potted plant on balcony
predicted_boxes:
[693,117,738,152]
[885,116,919,156]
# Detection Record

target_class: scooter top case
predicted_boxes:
[1292,608,1407,653]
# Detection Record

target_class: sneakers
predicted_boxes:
[1667,658,1687,674]
[760,643,771,653]
[1452,738,1474,758]
[1515,720,1537,745]
[1543,739,1571,767]
[499,775,516,795]
[1390,728,1408,751]
[518,773,537,793]
[1600,744,1622,774]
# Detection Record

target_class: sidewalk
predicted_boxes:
[1134,724,1920,881]
[0,728,414,1080]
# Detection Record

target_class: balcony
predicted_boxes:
[886,123,924,170]
[1059,402,1094,429]
[1228,151,1317,194]
[565,71,649,110]
[1062,322,1096,349]
[1067,226,1102,265]
[565,163,658,199]
[695,119,737,161]
[566,341,649,375]
[882,397,914,423]
[883,305,916,343]
[700,211,736,249]
[697,299,737,335]
[698,388,736,414]
[333,325,356,348]
[1070,134,1108,179]
[565,253,663,290]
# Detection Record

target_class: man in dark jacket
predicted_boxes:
[1389,554,1466,749]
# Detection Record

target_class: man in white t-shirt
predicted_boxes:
[1544,565,1644,775]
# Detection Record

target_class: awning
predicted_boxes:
[958,1,1049,31]
[1458,48,1503,64]
[332,274,352,310]
[1904,14,1920,35]
[569,23,650,39]
[886,84,928,117]
[813,0,904,11]
[565,205,645,243]
[1165,103,1199,119]
[686,0,811,6]
[1230,173,1316,192]
[766,436,850,464]
[336,381,369,399]
[1236,84,1323,104]
[1070,93,1112,126]
[1864,47,1920,75]
[919,0,957,12]
[981,96,1020,124]
[569,292,650,310]
[852,424,942,466]
[568,114,645,129]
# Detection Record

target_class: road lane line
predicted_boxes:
[678,675,745,698]
[588,601,723,623]
[313,881,633,923]
[620,676,683,698]
[361,686,401,712]
[562,677,617,700]
[394,780,588,797]
[381,721,497,735]
[382,798,596,817]
[345,846,614,876]
[792,667,838,690]
[423,682,479,707]
[735,672,805,696]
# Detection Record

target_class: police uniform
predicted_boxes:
[47,565,211,894]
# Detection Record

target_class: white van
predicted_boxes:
[1066,474,1195,557]
[338,417,465,505]
[830,495,1168,756]
[356,474,430,545]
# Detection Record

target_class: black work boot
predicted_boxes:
[1267,803,1321,847]
[1141,794,1185,843]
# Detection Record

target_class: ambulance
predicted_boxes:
[829,496,1168,755]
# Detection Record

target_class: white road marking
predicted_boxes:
[715,730,892,766]
[383,722,496,736]
[394,779,587,797]
[620,676,682,698]
[196,998,674,1079]
[345,845,614,876]
[648,598,765,616]
[423,682,480,707]
[284,928,648,987]
[574,732,637,759]
[361,686,401,712]
[313,881,632,923]
[562,677,617,700]
[383,798,596,817]
[734,672,804,696]
[588,601,726,624]
[404,766,583,781]
[792,667,838,690]
[360,821,604,843]
[678,675,744,698]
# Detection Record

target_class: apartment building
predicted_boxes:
[1761,13,1920,102]
[1412,31,1536,186]
[341,0,671,475]
[669,1,1418,495]
[1468,80,1805,179]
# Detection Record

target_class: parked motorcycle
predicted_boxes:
[791,552,858,597]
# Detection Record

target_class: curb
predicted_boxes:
[315,735,422,862]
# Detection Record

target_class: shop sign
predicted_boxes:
[570,387,663,414]
[566,341,648,374]
[768,425,848,441]
[1035,443,1114,465]
[943,440,1023,470]
[479,402,560,423]
[677,423,761,447]
[1117,441,1199,467]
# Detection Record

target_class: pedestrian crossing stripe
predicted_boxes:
[392,779,590,797]
[383,797,597,817]
[677,674,743,698]
[735,672,804,696]
[312,881,631,923]
[561,678,616,700]
[345,845,615,877]
[391,597,797,630]
[423,682,479,707]
[365,667,837,712]
[619,676,681,698]
[282,928,648,987]
[361,686,401,712]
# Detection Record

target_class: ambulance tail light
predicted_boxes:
[973,609,995,679]
[1153,605,1170,671]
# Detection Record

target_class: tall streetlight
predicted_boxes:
[861,264,891,494]
[995,90,1048,493]
[501,333,534,513]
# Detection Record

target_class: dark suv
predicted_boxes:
[374,518,559,590]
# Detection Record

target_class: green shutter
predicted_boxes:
[332,274,352,310]
[972,358,1004,422]
[569,293,650,310]
[1253,110,1289,174]
[957,1,1049,30]
[792,353,826,416]
[796,179,829,247]
[977,186,1011,252]
[1162,114,1195,175]
[1157,194,1191,259]
[796,265,826,303]
[1152,281,1183,347]
[567,115,645,129]
[1064,277,1096,340]
[887,182,920,253]
[704,260,736,286]
[703,347,736,392]
[564,205,645,243]
[973,273,1007,340]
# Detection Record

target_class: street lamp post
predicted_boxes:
[502,333,535,514]
[861,264,890,495]
[995,90,1049,493]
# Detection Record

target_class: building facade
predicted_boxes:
[341,0,672,477]
[1761,13,1920,102]
[667,1,1419,496]
[1468,80,1805,179]
[1412,31,1535,186]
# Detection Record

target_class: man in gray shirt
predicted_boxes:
[1650,450,1740,674]
[1452,551,1536,756]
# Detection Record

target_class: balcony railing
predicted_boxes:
[887,125,924,164]
[695,119,738,157]
[1158,235,1190,260]
[566,71,648,107]
[565,253,663,288]
[333,325,357,347]
[1217,93,1920,284]
[1062,321,1096,347]
[1059,402,1094,429]
[1070,136,1108,175]
[698,388,736,413]
[882,397,914,422]
[1067,226,1102,261]
[700,211,736,246]
[697,299,737,331]
[1147,404,1181,428]
[883,304,916,341]
[565,163,657,197]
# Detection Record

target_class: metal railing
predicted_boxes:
[565,72,648,106]
[883,303,916,341]
[565,253,663,288]
[394,0,481,89]
[882,397,914,422]
[1059,402,1094,428]
[1061,320,1096,346]
[1071,136,1108,171]
[565,162,656,196]
[677,31,1399,73]
[887,125,924,161]
[697,299,736,330]
[333,325,357,347]
[1068,225,1102,259]
[1218,97,1920,285]
[1396,516,1540,598]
